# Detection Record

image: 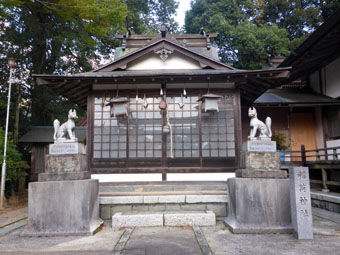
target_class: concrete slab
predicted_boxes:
[112,212,163,229]
[313,207,340,224]
[121,227,202,255]
[0,220,27,236]
[164,210,216,227]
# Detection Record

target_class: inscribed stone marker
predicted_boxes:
[289,167,313,240]
[245,140,277,152]
[49,143,85,155]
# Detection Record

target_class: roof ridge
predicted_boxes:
[93,38,235,72]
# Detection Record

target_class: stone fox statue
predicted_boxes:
[53,109,78,142]
[248,107,272,140]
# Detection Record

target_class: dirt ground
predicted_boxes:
[0,194,27,215]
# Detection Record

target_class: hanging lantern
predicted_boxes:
[198,93,222,112]
[106,97,129,117]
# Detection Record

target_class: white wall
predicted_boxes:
[308,57,340,98]
[325,57,340,98]
[127,51,201,70]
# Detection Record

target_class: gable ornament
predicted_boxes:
[154,48,173,62]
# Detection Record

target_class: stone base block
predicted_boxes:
[224,178,292,234]
[45,154,88,173]
[49,142,85,155]
[242,151,281,171]
[245,140,277,152]
[22,179,103,236]
[235,169,287,179]
[164,210,215,227]
[112,212,164,229]
[111,210,216,229]
[38,171,91,182]
[224,220,292,234]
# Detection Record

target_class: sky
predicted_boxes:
[174,0,192,27]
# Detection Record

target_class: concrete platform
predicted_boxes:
[225,177,292,234]
[22,179,103,236]
[112,210,216,229]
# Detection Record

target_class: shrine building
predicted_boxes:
[33,27,290,179]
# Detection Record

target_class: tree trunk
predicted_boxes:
[14,85,20,143]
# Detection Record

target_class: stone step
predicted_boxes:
[99,181,228,194]
[99,190,227,196]
[100,194,228,205]
[111,210,216,229]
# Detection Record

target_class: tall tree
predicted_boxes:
[185,0,289,69]
[185,0,340,69]
[1,0,127,126]
[125,0,179,34]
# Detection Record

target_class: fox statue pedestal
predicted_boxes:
[225,108,292,233]
[22,110,102,236]
[38,142,89,181]
[225,141,291,233]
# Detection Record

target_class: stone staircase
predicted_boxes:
[99,181,228,222]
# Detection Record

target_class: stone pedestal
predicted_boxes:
[239,141,287,178]
[243,151,280,170]
[226,140,291,233]
[224,178,292,233]
[238,151,287,178]
[39,154,90,181]
[22,179,103,236]
[39,142,89,182]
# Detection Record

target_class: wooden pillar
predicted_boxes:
[321,168,329,192]
[162,172,167,181]
[301,145,306,166]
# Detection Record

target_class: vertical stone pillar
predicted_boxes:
[289,167,313,240]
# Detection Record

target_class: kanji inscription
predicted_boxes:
[289,167,313,240]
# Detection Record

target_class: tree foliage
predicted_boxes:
[185,0,340,69]
[0,127,23,184]
[1,0,128,126]
[125,0,179,34]
[0,0,179,129]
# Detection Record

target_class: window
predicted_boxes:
[92,92,237,167]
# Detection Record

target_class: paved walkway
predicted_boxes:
[0,207,27,228]
[0,208,340,255]
[0,207,340,255]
